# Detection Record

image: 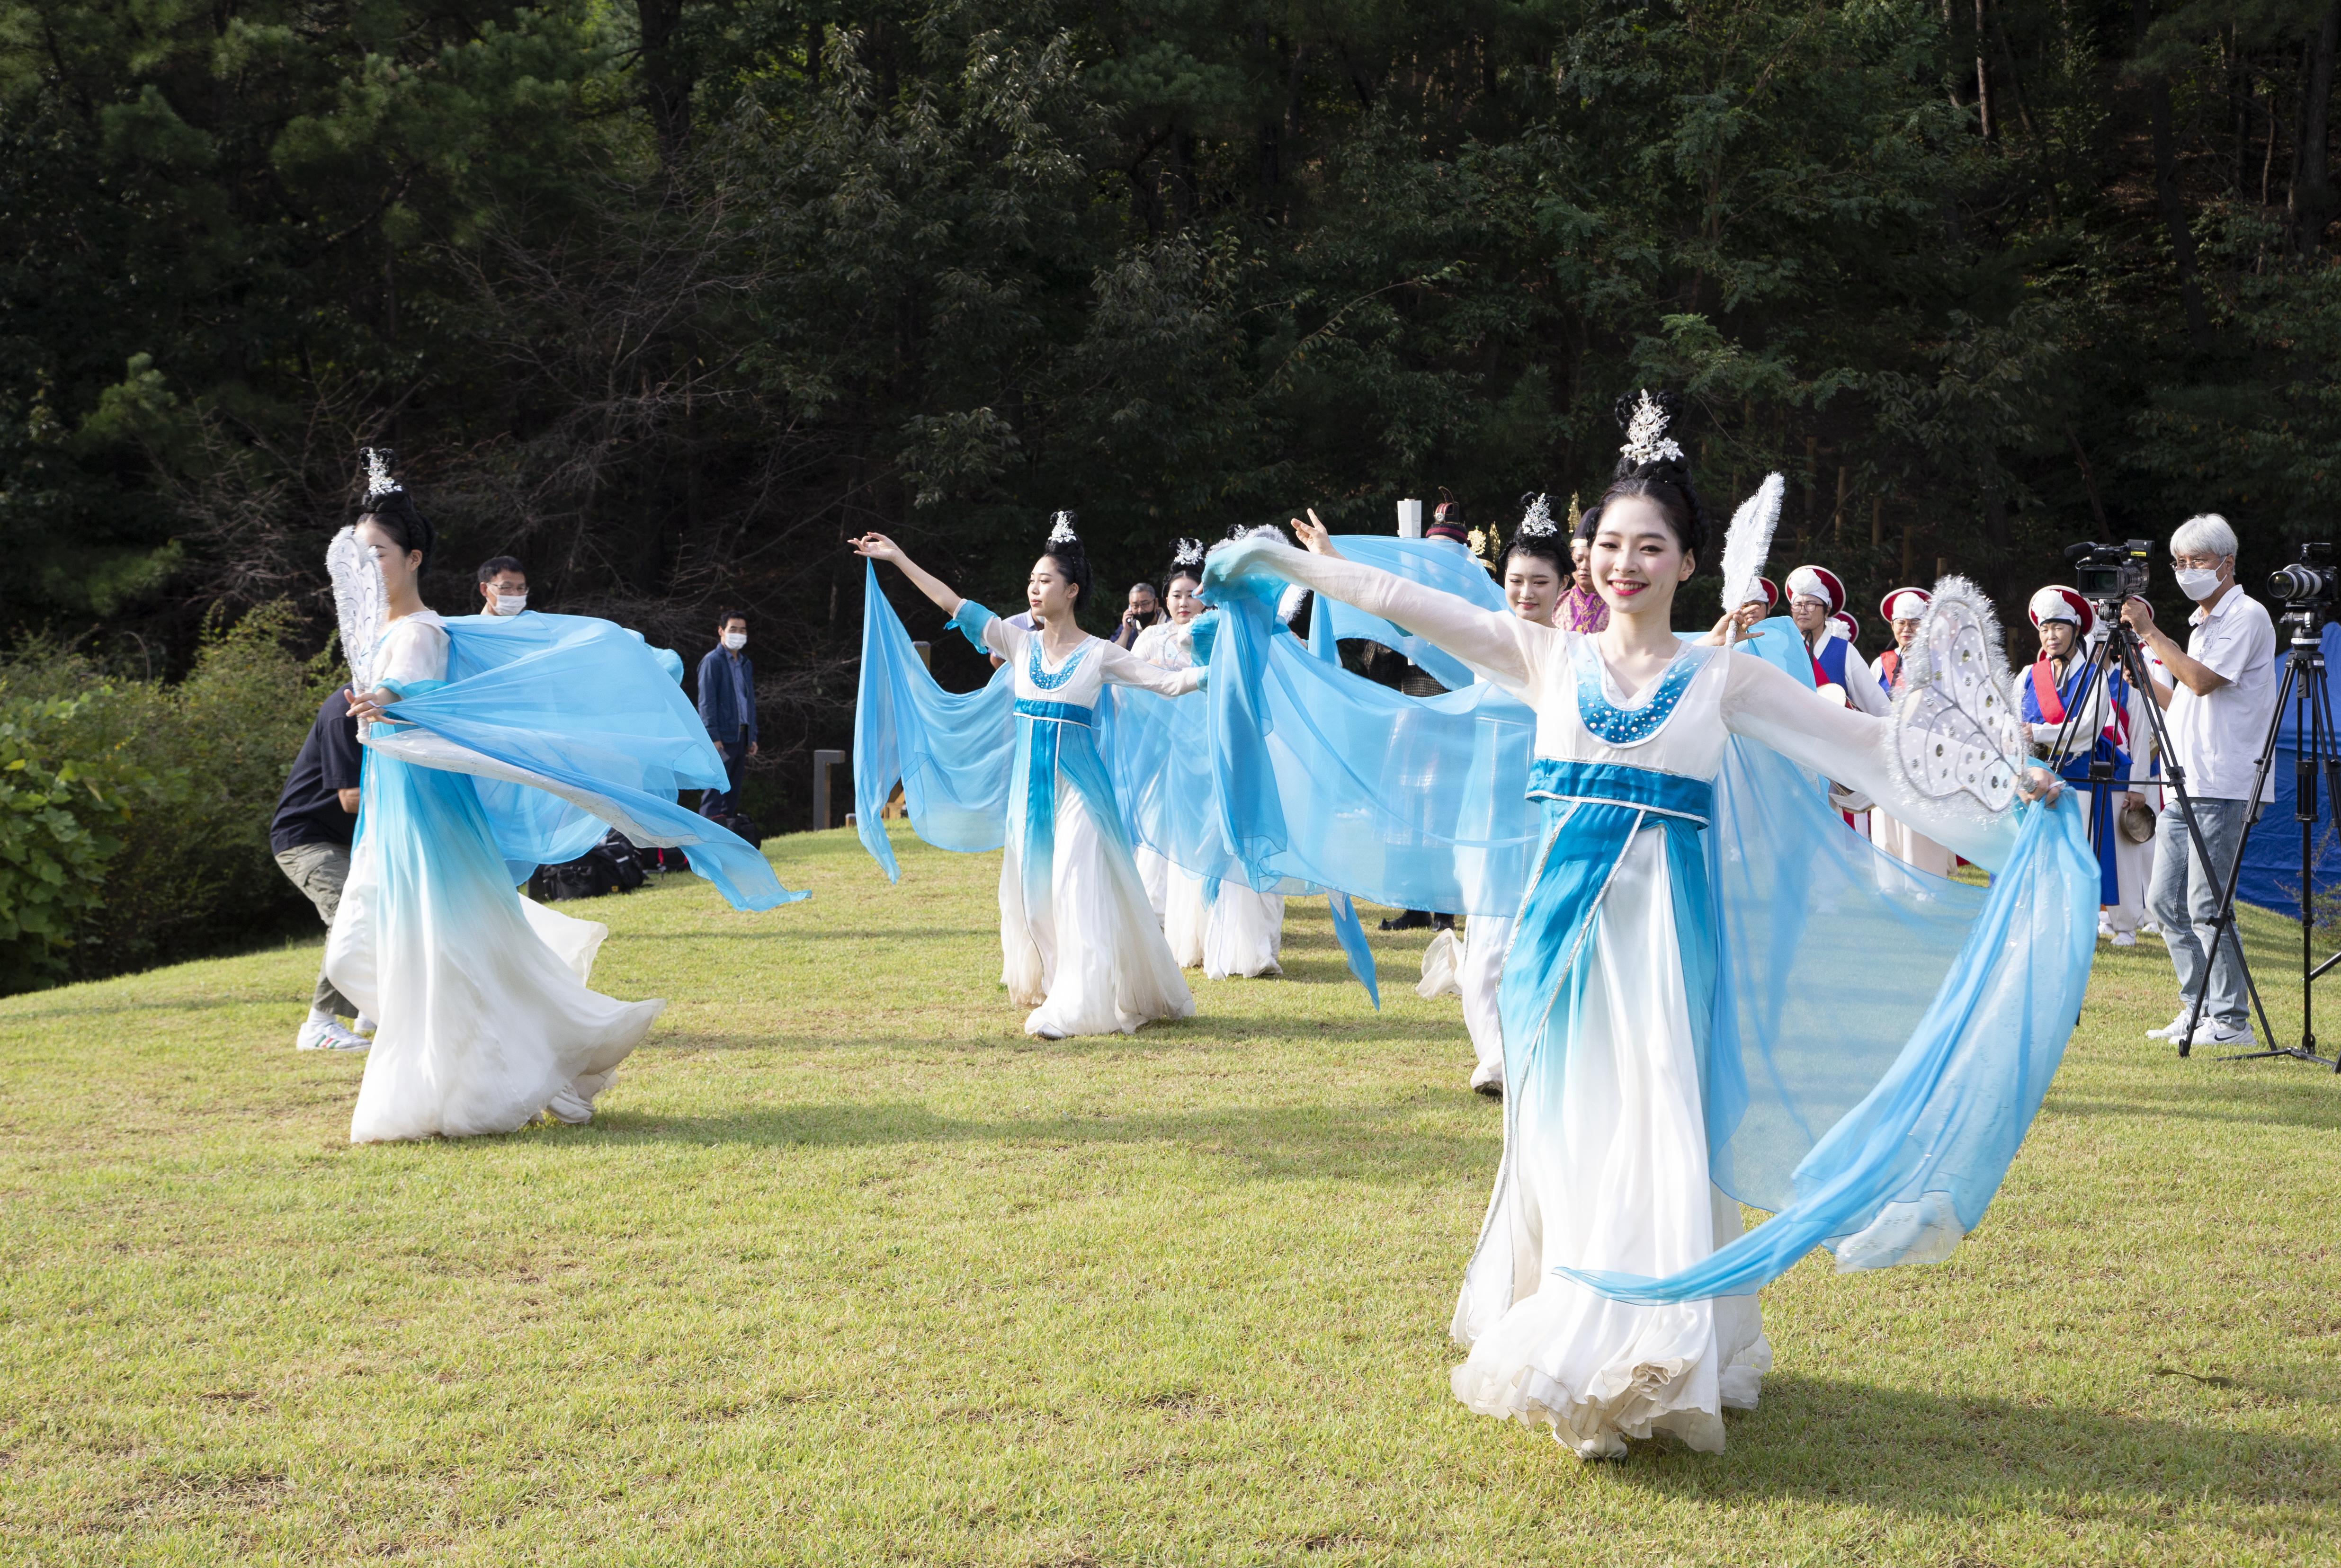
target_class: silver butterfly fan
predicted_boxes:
[1892,575,2023,813]
[326,525,388,704]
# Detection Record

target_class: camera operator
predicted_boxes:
[2118,514,2277,1049]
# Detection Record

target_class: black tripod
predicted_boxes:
[2040,612,2276,1058]
[2179,606,2341,1069]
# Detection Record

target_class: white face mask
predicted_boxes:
[2173,566,2224,602]
[493,592,527,615]
[722,631,747,651]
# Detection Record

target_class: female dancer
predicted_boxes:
[853,517,1200,1037]
[1220,394,2064,1457]
[1132,540,1285,979]
[329,459,788,1140]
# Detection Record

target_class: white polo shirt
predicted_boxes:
[2164,588,2276,802]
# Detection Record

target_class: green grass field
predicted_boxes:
[2,827,2337,1566]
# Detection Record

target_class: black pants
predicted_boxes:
[700,727,749,818]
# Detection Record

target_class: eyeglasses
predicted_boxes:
[2171,552,2228,570]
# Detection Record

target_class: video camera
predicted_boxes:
[2269,542,2341,613]
[2065,538,2153,607]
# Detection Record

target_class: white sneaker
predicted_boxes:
[2139,920,2163,937]
[2145,1012,2192,1041]
[2098,918,2115,939]
[2189,1021,2255,1049]
[352,1014,378,1035]
[544,1085,595,1124]
[2111,931,2137,947]
[296,1018,369,1052]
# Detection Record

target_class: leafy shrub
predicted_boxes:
[0,605,338,992]
[0,691,179,991]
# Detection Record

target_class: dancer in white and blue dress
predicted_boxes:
[854,516,1200,1038]
[1204,392,2091,1457]
[326,452,796,1142]
[1133,542,1287,980]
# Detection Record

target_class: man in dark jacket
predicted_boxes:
[695,609,757,818]
[270,689,369,1051]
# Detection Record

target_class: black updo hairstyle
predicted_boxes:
[1502,493,1570,577]
[1576,390,1711,570]
[357,447,436,572]
[1037,510,1094,614]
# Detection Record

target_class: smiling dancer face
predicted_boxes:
[1586,493,1695,624]
[1165,570,1204,624]
[1502,544,1565,626]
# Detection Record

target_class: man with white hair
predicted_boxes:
[2120,513,2277,1047]
[1783,564,1891,716]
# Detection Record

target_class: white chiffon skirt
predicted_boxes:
[1001,786,1193,1038]
[1448,827,1769,1454]
[1457,914,1511,1092]
[326,753,661,1143]
[1160,870,1282,979]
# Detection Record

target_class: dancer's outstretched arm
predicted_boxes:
[853,534,961,616]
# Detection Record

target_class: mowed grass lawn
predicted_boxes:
[2,825,2337,1566]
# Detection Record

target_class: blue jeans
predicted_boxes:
[699,726,749,819]
[2146,796,2252,1031]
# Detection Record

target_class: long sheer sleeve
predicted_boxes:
[1096,639,1202,697]
[375,616,449,695]
[1722,652,2020,870]
[1221,539,1555,695]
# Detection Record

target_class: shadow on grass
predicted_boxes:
[1608,1372,2341,1514]
[589,1098,1490,1184]
[2050,1078,2341,1133]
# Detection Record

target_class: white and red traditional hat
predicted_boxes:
[1879,587,1931,624]
[2027,585,2095,636]
[1784,565,1846,613]
[1740,575,1779,611]
[1830,611,1860,644]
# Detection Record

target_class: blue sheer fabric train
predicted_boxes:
[329,610,796,1143]
[851,562,1384,1005]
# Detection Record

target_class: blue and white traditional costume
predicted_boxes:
[1199,531,2097,1457]
[935,601,1201,1036]
[322,515,796,1143]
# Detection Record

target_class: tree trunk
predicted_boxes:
[1974,0,1993,138]
[2135,0,2211,345]
[639,0,692,177]
[2292,0,2341,254]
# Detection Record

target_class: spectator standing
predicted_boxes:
[477,556,529,615]
[2124,514,2278,1049]
[270,689,369,1051]
[1113,581,1163,649]
[696,610,758,819]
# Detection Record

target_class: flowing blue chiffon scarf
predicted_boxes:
[850,563,1383,999]
[371,612,801,911]
[1200,535,2100,1299]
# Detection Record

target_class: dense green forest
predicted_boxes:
[9,0,2341,814]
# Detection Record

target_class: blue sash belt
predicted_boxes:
[1526,757,1713,824]
[1015,698,1094,727]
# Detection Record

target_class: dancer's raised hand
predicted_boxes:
[1290,508,1338,556]
[851,532,905,563]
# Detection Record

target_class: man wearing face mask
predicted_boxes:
[477,556,530,615]
[695,611,758,820]
[2120,513,2277,1049]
